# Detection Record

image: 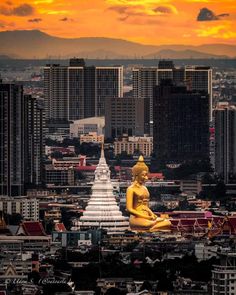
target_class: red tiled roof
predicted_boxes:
[21,222,46,236]
[76,165,96,171]
[55,223,66,232]
[179,219,196,227]
[170,219,179,230]
[148,173,164,179]
[228,217,236,234]
[195,218,209,228]
[167,211,207,218]
[212,217,224,226]
[39,203,49,209]
[169,216,236,235]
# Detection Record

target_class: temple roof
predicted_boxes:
[16,221,47,236]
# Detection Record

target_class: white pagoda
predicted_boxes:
[76,147,129,233]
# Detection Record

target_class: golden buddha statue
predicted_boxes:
[126,155,171,232]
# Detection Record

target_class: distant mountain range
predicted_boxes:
[0,30,235,59]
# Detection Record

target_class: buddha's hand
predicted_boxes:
[150,214,157,221]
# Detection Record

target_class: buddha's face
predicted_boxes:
[136,170,148,184]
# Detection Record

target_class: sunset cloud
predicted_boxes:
[0,21,6,28]
[0,3,34,16]
[196,24,236,39]
[153,5,178,15]
[59,17,73,22]
[28,17,42,22]
[0,19,14,28]
[197,7,229,21]
[108,2,178,21]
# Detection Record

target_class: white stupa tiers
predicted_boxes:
[78,147,129,233]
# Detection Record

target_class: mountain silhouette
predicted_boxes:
[0,30,235,59]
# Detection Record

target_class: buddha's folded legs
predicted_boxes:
[129,215,171,232]
[129,215,157,230]
[149,219,172,232]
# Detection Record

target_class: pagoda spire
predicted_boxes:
[99,143,106,165]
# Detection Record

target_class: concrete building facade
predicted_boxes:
[215,104,236,183]
[133,62,212,135]
[153,80,209,167]
[44,60,123,122]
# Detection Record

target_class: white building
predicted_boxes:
[73,148,129,233]
[44,61,123,121]
[0,197,39,221]
[70,117,105,138]
[114,136,153,156]
[195,243,218,261]
[212,252,236,295]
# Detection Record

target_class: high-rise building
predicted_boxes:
[133,67,157,135]
[44,64,84,122]
[43,60,123,123]
[133,61,212,135]
[0,83,45,196]
[212,252,236,295]
[0,83,25,196]
[95,67,123,116]
[104,96,144,138]
[215,104,236,183]
[153,80,209,167]
[24,95,45,186]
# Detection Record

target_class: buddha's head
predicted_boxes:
[132,155,149,184]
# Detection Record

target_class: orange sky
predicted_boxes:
[0,0,235,45]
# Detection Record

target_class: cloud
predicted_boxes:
[218,13,230,18]
[197,8,229,21]
[108,5,178,22]
[28,18,42,23]
[124,17,161,25]
[0,20,15,28]
[59,17,74,22]
[196,25,236,39]
[109,5,145,17]
[153,5,178,15]
[0,21,6,28]
[109,6,127,14]
[0,3,34,16]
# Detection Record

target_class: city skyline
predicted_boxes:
[0,0,235,48]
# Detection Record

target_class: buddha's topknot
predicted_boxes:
[132,155,149,177]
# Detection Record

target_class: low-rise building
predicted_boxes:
[180,179,202,196]
[52,230,92,247]
[80,132,104,143]
[114,136,153,156]
[70,117,105,138]
[52,156,86,169]
[0,197,39,221]
[45,165,75,186]
[195,243,218,261]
